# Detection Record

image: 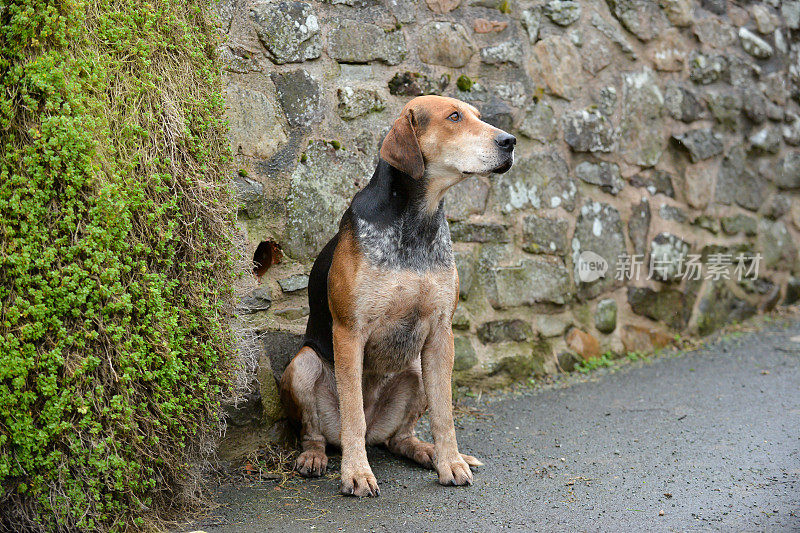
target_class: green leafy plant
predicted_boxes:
[0,0,235,530]
[575,353,614,373]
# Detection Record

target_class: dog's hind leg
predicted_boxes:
[373,364,482,470]
[280,346,340,477]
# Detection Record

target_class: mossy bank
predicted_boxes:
[0,1,234,530]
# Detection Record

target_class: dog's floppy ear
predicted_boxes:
[380,109,424,179]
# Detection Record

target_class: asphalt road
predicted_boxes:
[194,321,800,532]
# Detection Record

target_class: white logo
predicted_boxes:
[576,250,608,282]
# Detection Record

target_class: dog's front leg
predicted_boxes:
[333,322,380,497]
[421,321,473,486]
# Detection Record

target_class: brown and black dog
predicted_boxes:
[280,95,516,497]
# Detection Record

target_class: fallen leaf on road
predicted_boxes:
[761,370,770,375]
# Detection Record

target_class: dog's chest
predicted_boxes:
[356,266,457,371]
[355,214,453,271]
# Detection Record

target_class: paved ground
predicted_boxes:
[192,320,800,532]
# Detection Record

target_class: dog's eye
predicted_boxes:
[448,111,461,122]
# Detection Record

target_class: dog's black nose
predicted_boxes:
[495,133,516,152]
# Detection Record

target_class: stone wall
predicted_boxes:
[214,0,800,411]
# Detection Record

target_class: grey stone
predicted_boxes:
[763,195,790,220]
[671,129,723,162]
[715,145,767,211]
[748,126,782,154]
[270,70,322,128]
[659,204,686,223]
[594,298,617,334]
[450,222,510,243]
[696,281,757,336]
[224,85,288,159]
[563,108,616,153]
[284,141,366,260]
[761,73,789,106]
[328,20,407,65]
[445,178,489,221]
[520,7,543,44]
[721,215,757,236]
[531,35,585,100]
[544,0,581,26]
[581,30,614,75]
[575,161,624,194]
[477,319,534,344]
[238,287,272,315]
[629,170,675,198]
[557,351,583,372]
[693,17,736,49]
[664,82,704,123]
[597,87,617,116]
[417,22,475,68]
[537,315,571,337]
[488,340,549,382]
[783,115,800,146]
[649,27,689,71]
[222,390,263,427]
[692,215,720,234]
[217,45,262,73]
[278,274,309,292]
[453,336,478,371]
[700,0,726,15]
[480,40,523,65]
[273,306,309,320]
[605,0,666,41]
[336,86,386,120]
[649,232,690,281]
[212,0,235,32]
[493,152,577,213]
[619,68,665,167]
[452,307,470,330]
[628,286,691,330]
[471,96,513,131]
[519,100,558,142]
[590,13,637,60]
[628,198,651,255]
[771,153,800,189]
[727,55,758,89]
[689,52,727,84]
[705,89,742,131]
[767,102,785,122]
[388,71,450,96]
[783,1,800,29]
[759,220,797,269]
[752,4,778,34]
[739,27,773,59]
[660,0,693,27]
[488,257,573,307]
[742,87,768,124]
[250,2,321,64]
[522,215,569,255]
[572,202,626,299]
[234,175,264,220]
[262,331,304,380]
[454,251,476,299]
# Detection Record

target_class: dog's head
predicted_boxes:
[379,95,516,182]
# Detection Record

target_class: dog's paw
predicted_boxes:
[340,465,380,497]
[435,455,474,486]
[295,449,328,477]
[460,453,483,467]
